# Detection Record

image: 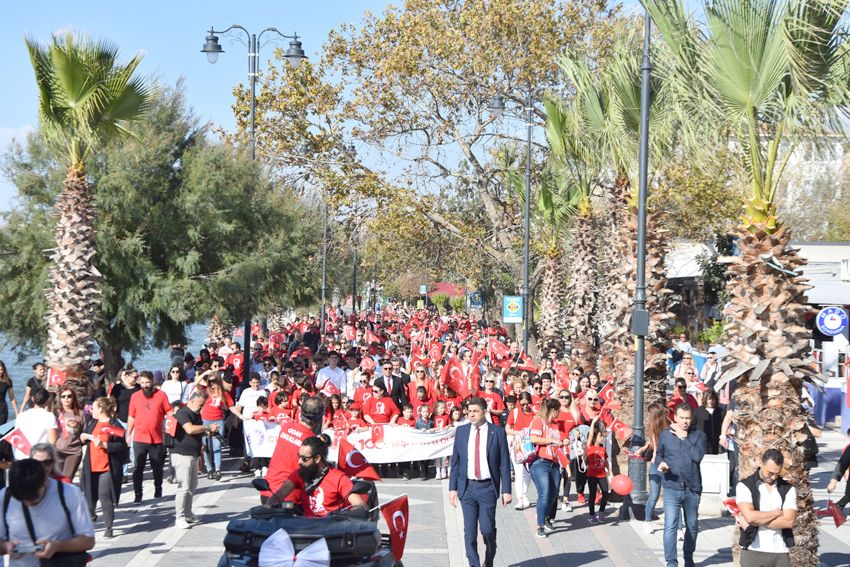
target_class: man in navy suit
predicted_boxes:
[449,398,512,567]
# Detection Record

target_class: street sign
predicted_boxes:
[816,307,848,337]
[470,292,482,309]
[419,284,427,294]
[503,296,522,323]
[417,300,424,309]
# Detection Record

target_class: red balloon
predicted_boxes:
[612,474,633,496]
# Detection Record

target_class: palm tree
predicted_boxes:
[499,148,579,354]
[554,29,678,473]
[642,0,850,563]
[544,100,600,374]
[26,30,151,391]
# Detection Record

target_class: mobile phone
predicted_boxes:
[658,465,669,473]
[13,544,45,554]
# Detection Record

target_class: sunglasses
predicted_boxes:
[415,370,425,374]
[533,387,541,391]
[559,396,570,400]
[170,369,181,374]
[761,464,783,478]
[485,380,495,383]
[298,454,316,462]
[677,385,687,389]
[372,389,382,394]
[60,394,73,399]
[586,397,598,401]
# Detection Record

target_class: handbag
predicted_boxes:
[6,480,90,567]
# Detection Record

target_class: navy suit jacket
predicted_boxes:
[449,422,512,500]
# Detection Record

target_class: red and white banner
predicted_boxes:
[243,420,457,461]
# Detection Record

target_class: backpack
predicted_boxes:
[569,425,591,471]
[511,427,536,465]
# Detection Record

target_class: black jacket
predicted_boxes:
[692,406,726,455]
[81,417,129,510]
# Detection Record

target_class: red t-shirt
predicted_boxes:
[227,353,244,380]
[265,421,316,501]
[480,392,505,426]
[668,394,699,423]
[270,406,293,421]
[406,380,436,402]
[287,467,354,518]
[200,390,234,421]
[412,395,435,417]
[90,421,109,473]
[252,410,274,421]
[506,408,535,432]
[362,396,400,424]
[347,417,368,432]
[553,411,578,453]
[530,395,545,414]
[440,395,464,413]
[397,416,416,428]
[586,445,608,478]
[529,416,561,462]
[353,387,373,407]
[128,390,173,444]
[434,414,450,429]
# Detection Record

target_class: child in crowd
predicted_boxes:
[346,402,369,432]
[433,400,450,479]
[270,392,292,420]
[252,397,272,420]
[584,419,611,524]
[397,404,416,480]
[164,400,183,484]
[415,404,434,481]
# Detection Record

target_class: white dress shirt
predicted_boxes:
[467,422,492,480]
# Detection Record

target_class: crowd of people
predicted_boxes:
[0,303,848,567]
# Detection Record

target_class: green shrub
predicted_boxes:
[431,292,450,314]
[696,320,725,345]
[449,295,466,314]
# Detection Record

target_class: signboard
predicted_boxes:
[419,284,427,294]
[503,296,522,324]
[470,292,482,309]
[817,307,848,337]
[417,300,425,309]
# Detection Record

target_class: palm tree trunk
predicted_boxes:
[537,246,565,354]
[723,225,819,567]
[566,212,599,373]
[45,165,101,381]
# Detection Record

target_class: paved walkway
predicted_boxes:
[45,426,847,567]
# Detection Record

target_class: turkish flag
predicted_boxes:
[610,419,632,441]
[360,357,376,370]
[456,331,468,343]
[101,424,126,437]
[321,381,340,397]
[722,498,740,517]
[410,355,431,370]
[296,347,312,358]
[605,400,622,410]
[494,358,514,369]
[344,326,356,341]
[381,495,409,562]
[269,333,284,344]
[234,328,244,337]
[371,424,385,444]
[337,438,381,480]
[428,342,442,361]
[598,407,614,427]
[411,344,423,358]
[624,450,646,460]
[554,366,571,390]
[468,349,482,390]
[165,415,178,437]
[2,428,32,456]
[364,328,379,344]
[694,381,708,393]
[488,339,510,360]
[554,447,569,468]
[47,368,67,386]
[598,383,614,404]
[440,355,469,397]
[328,309,337,320]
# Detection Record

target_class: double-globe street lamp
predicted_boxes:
[201,25,304,372]
[489,90,532,355]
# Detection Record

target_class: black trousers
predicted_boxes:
[133,441,166,495]
[587,476,609,515]
[90,470,115,528]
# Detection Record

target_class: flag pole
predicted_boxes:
[370,493,408,513]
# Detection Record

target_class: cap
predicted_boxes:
[350,402,362,410]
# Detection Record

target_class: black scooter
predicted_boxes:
[217,478,402,567]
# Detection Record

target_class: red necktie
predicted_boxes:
[474,427,481,479]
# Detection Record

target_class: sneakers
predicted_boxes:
[254,469,263,478]
[515,497,531,511]
[588,514,600,525]
[597,512,605,523]
[154,488,162,499]
[678,528,685,541]
[403,472,410,481]
[577,494,586,505]
[103,528,113,539]
[261,467,268,477]
[176,518,191,529]
[536,527,548,538]
[544,520,556,533]
[185,514,202,524]
[420,475,429,481]
[643,522,654,534]
[167,474,175,485]
[207,470,214,480]
[561,501,573,513]
[133,494,143,505]
[215,470,222,481]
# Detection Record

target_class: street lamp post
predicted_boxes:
[352,246,357,314]
[202,24,304,378]
[628,13,653,515]
[489,90,532,354]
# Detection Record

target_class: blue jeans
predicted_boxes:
[529,457,560,527]
[663,487,700,567]
[118,419,134,475]
[646,462,662,521]
[202,419,224,472]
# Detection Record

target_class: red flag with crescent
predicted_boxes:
[599,383,614,404]
[440,355,469,398]
[488,339,510,361]
[321,381,340,397]
[165,415,178,437]
[817,500,847,527]
[428,341,442,361]
[2,428,32,456]
[47,368,67,386]
[337,438,380,481]
[251,324,262,335]
[364,328,380,344]
[610,419,632,441]
[101,424,126,437]
[554,366,571,390]
[370,424,385,444]
[722,498,740,517]
[234,328,244,337]
[360,357,376,370]
[381,495,409,562]
[296,347,312,358]
[344,326,356,341]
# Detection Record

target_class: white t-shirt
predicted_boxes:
[161,380,185,404]
[238,387,266,416]
[14,408,58,460]
[0,480,95,567]
[736,481,797,553]
[316,366,347,396]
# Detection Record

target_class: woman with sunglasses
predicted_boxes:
[675,353,697,381]
[352,369,374,407]
[54,387,87,481]
[528,398,565,537]
[162,364,188,405]
[554,389,579,511]
[635,403,670,533]
[506,392,535,510]
[200,374,241,481]
[479,372,506,426]
[668,378,699,423]
[406,364,436,402]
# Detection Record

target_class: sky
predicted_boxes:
[0,0,644,212]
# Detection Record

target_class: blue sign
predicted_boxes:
[816,307,848,337]
[470,292,482,309]
[503,296,522,323]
